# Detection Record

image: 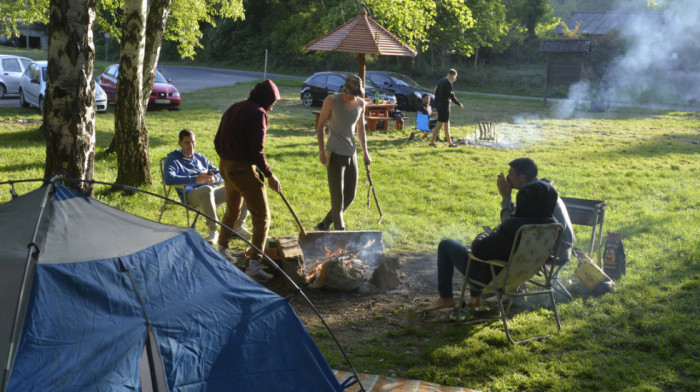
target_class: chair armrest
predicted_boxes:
[468,252,507,268]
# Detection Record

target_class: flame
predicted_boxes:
[324,245,348,257]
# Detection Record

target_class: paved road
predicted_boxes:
[0,65,302,109]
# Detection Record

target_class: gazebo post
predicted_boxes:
[358,53,366,97]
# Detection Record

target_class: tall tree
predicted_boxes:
[43,0,96,193]
[113,0,149,186]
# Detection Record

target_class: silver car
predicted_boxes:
[0,54,32,98]
[19,60,108,113]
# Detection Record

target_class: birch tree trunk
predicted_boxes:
[142,0,172,111]
[114,0,151,187]
[44,0,96,193]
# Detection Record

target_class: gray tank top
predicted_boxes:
[325,94,362,156]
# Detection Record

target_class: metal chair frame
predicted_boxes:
[474,121,497,149]
[457,223,564,344]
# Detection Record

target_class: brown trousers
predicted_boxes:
[217,159,270,260]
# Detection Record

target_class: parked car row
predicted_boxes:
[3,55,181,113]
[300,70,434,111]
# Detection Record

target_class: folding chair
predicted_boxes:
[457,223,564,344]
[409,112,433,142]
[158,157,191,226]
[474,121,497,149]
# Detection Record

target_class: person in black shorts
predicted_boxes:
[430,69,463,147]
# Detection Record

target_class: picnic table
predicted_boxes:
[311,102,403,131]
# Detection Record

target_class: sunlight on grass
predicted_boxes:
[1,77,698,391]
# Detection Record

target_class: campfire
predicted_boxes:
[305,241,375,290]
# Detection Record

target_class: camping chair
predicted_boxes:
[457,223,564,344]
[408,112,433,142]
[158,156,191,226]
[474,121,497,149]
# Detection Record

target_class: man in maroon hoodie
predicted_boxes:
[214,80,281,283]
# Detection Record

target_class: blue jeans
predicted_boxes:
[437,239,494,298]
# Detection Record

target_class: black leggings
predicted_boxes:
[319,152,357,230]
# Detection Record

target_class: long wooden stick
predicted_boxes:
[279,191,307,237]
[365,164,383,224]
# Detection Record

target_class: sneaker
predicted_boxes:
[246,260,274,283]
[428,142,437,148]
[217,245,237,264]
[234,226,253,240]
[206,230,219,244]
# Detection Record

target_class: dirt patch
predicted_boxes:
[284,252,463,346]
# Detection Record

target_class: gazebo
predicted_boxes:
[304,8,417,86]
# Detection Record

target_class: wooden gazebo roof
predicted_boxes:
[304,9,416,57]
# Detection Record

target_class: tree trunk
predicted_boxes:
[114,0,151,187]
[142,0,172,111]
[44,0,96,194]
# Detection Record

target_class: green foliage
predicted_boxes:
[0,0,49,35]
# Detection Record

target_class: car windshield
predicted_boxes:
[154,71,167,83]
[389,73,423,88]
[364,79,381,89]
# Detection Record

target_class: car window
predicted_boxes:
[19,58,32,69]
[23,64,33,77]
[154,71,167,83]
[32,66,41,81]
[41,67,47,82]
[105,65,117,77]
[389,73,422,88]
[2,58,20,72]
[369,74,391,86]
[327,74,345,89]
[310,74,327,85]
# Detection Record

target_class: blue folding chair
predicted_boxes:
[414,112,432,141]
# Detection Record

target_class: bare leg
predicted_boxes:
[431,121,445,144]
[443,121,452,144]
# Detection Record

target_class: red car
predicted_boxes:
[97,64,181,110]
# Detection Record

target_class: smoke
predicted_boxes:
[495,115,545,149]
[554,0,700,116]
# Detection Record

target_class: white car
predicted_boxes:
[19,60,108,113]
[0,54,33,98]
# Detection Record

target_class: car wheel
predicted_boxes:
[0,84,6,99]
[19,89,29,107]
[396,95,408,111]
[301,91,314,107]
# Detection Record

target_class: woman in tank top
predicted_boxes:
[314,74,372,230]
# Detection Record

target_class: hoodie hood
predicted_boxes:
[514,181,558,218]
[249,79,280,110]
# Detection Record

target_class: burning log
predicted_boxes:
[306,258,366,291]
[305,240,375,291]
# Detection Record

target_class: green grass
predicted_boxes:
[1,78,698,391]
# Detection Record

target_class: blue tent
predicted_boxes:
[1,182,342,391]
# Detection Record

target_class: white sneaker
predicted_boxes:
[206,230,219,244]
[217,245,236,264]
[246,260,274,283]
[234,226,253,240]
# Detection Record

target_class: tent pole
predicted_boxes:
[2,177,58,392]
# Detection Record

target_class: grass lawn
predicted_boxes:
[1,78,698,391]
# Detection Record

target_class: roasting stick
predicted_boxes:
[365,163,383,224]
[279,191,307,237]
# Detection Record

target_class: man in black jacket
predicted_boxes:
[423,181,559,312]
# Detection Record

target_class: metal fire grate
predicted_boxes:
[562,197,607,265]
